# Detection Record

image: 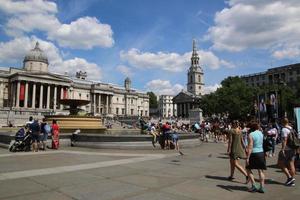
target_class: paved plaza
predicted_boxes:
[0,142,299,200]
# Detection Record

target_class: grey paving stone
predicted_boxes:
[58,179,147,200]
[0,178,49,199]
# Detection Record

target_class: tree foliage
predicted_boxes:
[200,76,256,120]
[200,76,300,120]
[147,91,158,109]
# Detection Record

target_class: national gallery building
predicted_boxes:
[0,42,149,125]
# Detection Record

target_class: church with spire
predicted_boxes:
[173,40,204,118]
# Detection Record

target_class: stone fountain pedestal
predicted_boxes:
[45,99,106,133]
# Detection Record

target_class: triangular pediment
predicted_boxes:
[173,91,201,103]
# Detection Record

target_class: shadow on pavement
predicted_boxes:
[217,156,229,159]
[216,184,248,192]
[267,164,280,169]
[205,175,231,181]
[265,179,283,185]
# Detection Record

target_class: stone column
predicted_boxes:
[11,82,15,107]
[109,95,112,114]
[46,85,50,109]
[24,82,29,108]
[98,94,101,113]
[32,83,36,108]
[93,93,96,114]
[39,84,43,109]
[60,87,64,110]
[16,81,20,108]
[106,95,109,114]
[53,85,57,110]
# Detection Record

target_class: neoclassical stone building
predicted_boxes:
[0,42,149,125]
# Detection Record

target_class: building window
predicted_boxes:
[198,75,201,82]
[87,94,89,98]
[131,109,134,115]
[122,108,125,114]
[190,86,192,90]
[131,99,133,104]
[117,98,119,102]
[79,93,81,99]
[289,71,293,76]
[116,108,119,115]
[145,111,148,116]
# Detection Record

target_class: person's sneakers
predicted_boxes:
[258,187,265,193]
[285,177,296,186]
[248,184,257,192]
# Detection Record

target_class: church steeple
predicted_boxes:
[191,39,200,68]
[187,39,204,96]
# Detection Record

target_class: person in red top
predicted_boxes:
[51,120,60,149]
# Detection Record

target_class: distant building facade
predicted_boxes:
[173,40,203,118]
[158,95,177,117]
[241,63,300,89]
[0,42,149,126]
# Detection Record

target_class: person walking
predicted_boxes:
[277,118,296,186]
[246,122,266,193]
[227,120,248,182]
[51,120,60,149]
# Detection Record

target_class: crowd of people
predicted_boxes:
[15,116,60,152]
[195,117,299,193]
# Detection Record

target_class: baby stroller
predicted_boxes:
[9,128,32,152]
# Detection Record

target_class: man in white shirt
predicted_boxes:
[277,118,296,186]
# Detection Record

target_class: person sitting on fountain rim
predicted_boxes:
[148,123,158,147]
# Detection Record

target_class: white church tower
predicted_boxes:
[187,39,204,96]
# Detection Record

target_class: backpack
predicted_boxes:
[287,128,300,149]
[263,136,273,152]
[44,124,51,134]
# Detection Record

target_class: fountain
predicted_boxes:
[45,99,106,133]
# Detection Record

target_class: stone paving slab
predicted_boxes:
[0,142,299,200]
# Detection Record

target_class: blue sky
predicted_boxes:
[1,0,300,95]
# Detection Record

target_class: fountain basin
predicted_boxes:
[45,115,106,134]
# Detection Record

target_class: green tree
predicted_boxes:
[147,91,158,109]
[200,76,255,120]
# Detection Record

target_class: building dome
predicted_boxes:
[23,42,48,64]
[124,77,131,91]
[23,42,49,72]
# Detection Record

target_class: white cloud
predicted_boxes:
[0,36,102,81]
[207,0,300,59]
[272,47,300,59]
[48,17,114,49]
[145,79,184,95]
[0,1,114,49]
[116,65,133,77]
[56,58,102,81]
[203,84,221,95]
[0,0,57,15]
[6,14,60,37]
[0,36,61,64]
[120,48,233,72]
